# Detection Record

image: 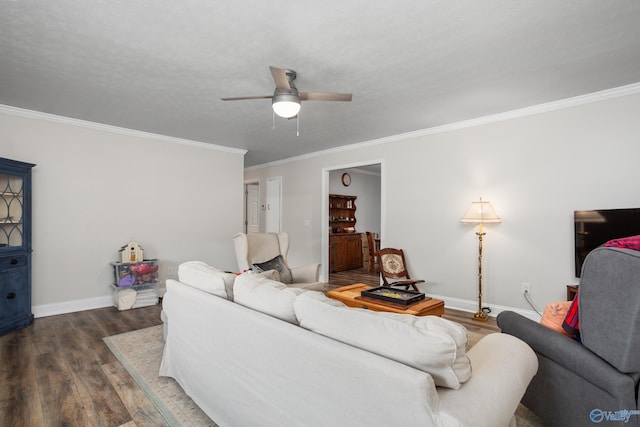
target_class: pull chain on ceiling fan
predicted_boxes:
[272,108,301,136]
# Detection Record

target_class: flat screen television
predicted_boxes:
[574,208,640,277]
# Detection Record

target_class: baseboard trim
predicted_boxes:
[33,295,113,318]
[32,291,541,322]
[431,293,542,322]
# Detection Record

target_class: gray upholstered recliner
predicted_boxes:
[233,232,321,289]
[497,246,640,427]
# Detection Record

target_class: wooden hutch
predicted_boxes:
[329,194,362,272]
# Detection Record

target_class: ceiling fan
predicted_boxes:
[221,66,352,119]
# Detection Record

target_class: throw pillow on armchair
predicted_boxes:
[252,255,293,284]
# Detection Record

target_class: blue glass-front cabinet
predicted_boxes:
[0,157,35,336]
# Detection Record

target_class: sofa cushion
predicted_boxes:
[297,289,347,308]
[252,255,293,284]
[254,269,281,282]
[234,273,306,324]
[294,293,471,389]
[178,261,236,300]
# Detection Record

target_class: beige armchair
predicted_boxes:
[233,232,321,289]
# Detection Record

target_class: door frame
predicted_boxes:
[244,182,260,233]
[321,160,384,282]
[266,176,282,233]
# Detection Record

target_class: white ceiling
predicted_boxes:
[2,1,640,166]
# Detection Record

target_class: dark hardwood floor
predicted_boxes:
[0,269,498,426]
[0,305,165,427]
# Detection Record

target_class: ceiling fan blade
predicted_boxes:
[270,66,291,91]
[300,92,352,102]
[221,95,273,101]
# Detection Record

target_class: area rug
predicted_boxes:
[104,325,217,426]
[105,326,542,426]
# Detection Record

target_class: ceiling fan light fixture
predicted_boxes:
[272,93,301,118]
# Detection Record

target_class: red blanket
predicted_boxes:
[604,235,640,250]
[562,292,580,336]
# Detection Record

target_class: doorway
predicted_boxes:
[266,176,282,232]
[321,161,383,282]
[243,176,282,234]
[244,183,260,234]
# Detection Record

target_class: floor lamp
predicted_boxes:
[461,198,501,322]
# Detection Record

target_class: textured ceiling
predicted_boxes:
[2,1,640,166]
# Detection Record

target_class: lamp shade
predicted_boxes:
[272,93,301,118]
[460,198,501,224]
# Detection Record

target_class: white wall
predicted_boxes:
[244,88,640,318]
[0,108,245,316]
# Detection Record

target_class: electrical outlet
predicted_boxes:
[167,265,175,277]
[521,282,531,295]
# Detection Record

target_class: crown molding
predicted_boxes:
[247,81,640,171]
[3,80,639,168]
[0,104,247,156]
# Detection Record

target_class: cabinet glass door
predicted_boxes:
[0,173,24,247]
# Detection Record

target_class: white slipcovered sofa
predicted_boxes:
[160,263,537,427]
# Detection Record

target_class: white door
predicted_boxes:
[266,176,281,233]
[245,184,260,233]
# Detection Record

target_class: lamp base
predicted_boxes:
[472,311,488,322]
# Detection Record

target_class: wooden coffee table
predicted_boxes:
[327,283,444,317]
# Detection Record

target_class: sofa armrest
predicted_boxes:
[290,263,320,283]
[497,311,634,393]
[437,333,538,427]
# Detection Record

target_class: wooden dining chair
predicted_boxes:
[366,231,380,273]
[378,248,425,292]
